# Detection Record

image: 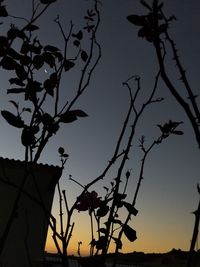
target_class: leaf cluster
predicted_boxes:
[0,0,99,162]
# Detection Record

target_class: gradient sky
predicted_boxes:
[1,0,200,256]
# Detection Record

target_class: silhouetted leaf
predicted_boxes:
[43,52,55,67]
[96,204,109,217]
[41,113,59,134]
[123,225,137,242]
[43,73,57,96]
[157,120,183,136]
[172,130,184,135]
[0,47,6,57]
[84,24,95,33]
[0,5,8,17]
[59,109,88,123]
[81,50,88,62]
[48,122,59,134]
[20,55,31,66]
[95,236,107,250]
[1,56,18,70]
[7,28,26,40]
[42,113,54,125]
[73,40,80,47]
[9,78,25,86]
[138,26,154,42]
[122,202,138,216]
[26,80,43,99]
[21,127,35,146]
[44,45,59,52]
[98,228,107,234]
[43,79,53,96]
[63,59,75,71]
[22,43,41,54]
[71,109,88,117]
[7,48,21,60]
[58,147,65,155]
[26,79,43,95]
[112,237,123,250]
[7,88,26,94]
[20,42,29,54]
[0,36,8,47]
[72,30,83,40]
[53,51,63,62]
[15,65,27,80]
[115,193,127,208]
[84,16,94,22]
[127,15,146,26]
[33,55,44,69]
[32,125,39,134]
[59,111,77,123]
[25,24,39,31]
[0,36,8,56]
[1,110,24,128]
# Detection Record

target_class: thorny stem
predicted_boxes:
[69,89,133,214]
[158,7,200,123]
[22,3,53,32]
[107,71,161,267]
[46,2,102,258]
[102,71,162,261]
[164,32,200,123]
[63,190,69,214]
[58,181,64,238]
[152,0,200,148]
[151,4,200,261]
[187,197,200,267]
[66,222,75,249]
[90,211,95,256]
[54,20,73,116]
[64,1,101,114]
[34,1,101,163]
[111,137,162,267]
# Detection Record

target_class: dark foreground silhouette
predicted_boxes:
[45,249,200,267]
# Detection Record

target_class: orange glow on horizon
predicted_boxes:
[45,225,190,256]
[46,194,192,256]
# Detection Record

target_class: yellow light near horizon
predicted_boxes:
[45,201,191,256]
[45,220,190,256]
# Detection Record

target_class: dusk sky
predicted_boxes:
[0,0,200,256]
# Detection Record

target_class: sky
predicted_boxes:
[0,0,200,256]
